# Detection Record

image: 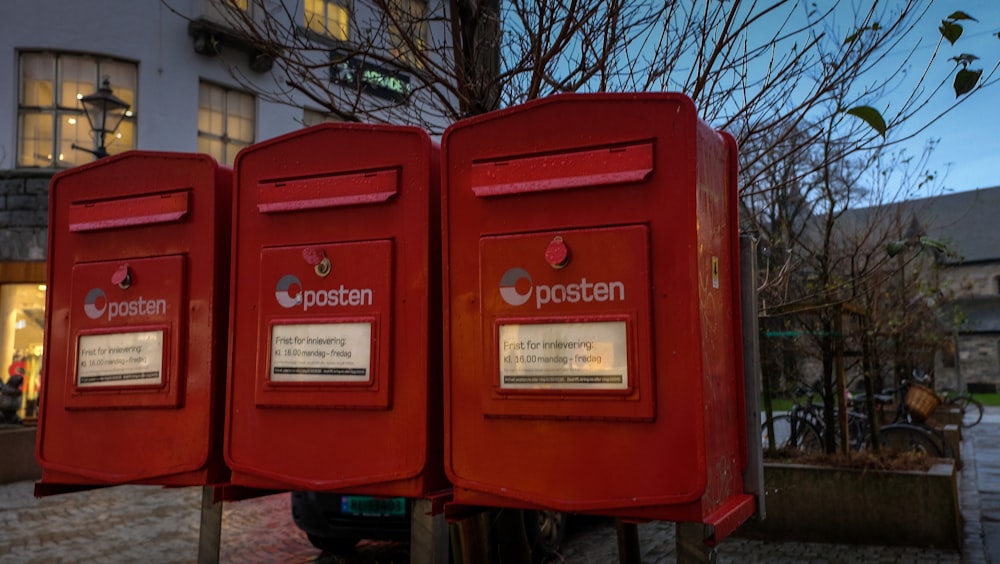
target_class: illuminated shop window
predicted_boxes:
[0,283,46,421]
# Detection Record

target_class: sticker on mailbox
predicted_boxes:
[498,321,628,390]
[76,331,165,387]
[270,322,372,383]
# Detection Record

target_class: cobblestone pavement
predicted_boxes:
[1,408,996,563]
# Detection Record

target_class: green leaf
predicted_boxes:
[918,236,950,254]
[846,105,887,137]
[946,11,978,23]
[939,21,963,44]
[954,68,982,96]
[887,241,907,258]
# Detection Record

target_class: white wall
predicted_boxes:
[0,0,377,169]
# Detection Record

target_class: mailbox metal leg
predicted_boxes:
[615,519,641,564]
[410,498,450,564]
[675,522,717,564]
[197,485,223,564]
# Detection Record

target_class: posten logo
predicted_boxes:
[84,287,167,320]
[499,268,533,307]
[275,275,303,308]
[499,267,626,309]
[275,274,373,311]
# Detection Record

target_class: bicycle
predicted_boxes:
[876,376,953,458]
[939,388,984,428]
[762,383,866,454]
[763,381,950,458]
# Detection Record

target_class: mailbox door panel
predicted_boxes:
[478,225,654,420]
[443,94,727,511]
[253,241,392,409]
[37,152,231,485]
[225,124,443,494]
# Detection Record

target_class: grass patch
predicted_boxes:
[762,397,796,412]
[974,393,1000,406]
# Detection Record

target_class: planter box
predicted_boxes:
[737,461,960,548]
[0,426,41,484]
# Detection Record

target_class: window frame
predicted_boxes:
[387,0,428,66]
[304,0,351,42]
[197,81,256,166]
[16,51,138,169]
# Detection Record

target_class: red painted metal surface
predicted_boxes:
[441,93,751,533]
[225,123,447,498]
[37,151,232,490]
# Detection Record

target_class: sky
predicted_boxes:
[885,3,1000,194]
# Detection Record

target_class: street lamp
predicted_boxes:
[71,78,130,159]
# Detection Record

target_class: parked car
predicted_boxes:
[291,492,410,553]
[291,492,569,561]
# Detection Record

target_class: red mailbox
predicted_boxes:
[442,93,754,539]
[224,123,447,498]
[36,152,232,491]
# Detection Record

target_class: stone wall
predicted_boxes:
[0,172,53,262]
[935,334,1000,392]
[940,263,1000,298]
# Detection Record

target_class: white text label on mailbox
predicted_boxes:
[270,322,372,383]
[76,330,165,387]
[498,321,628,390]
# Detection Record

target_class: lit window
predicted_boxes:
[17,52,137,168]
[0,283,46,421]
[304,0,349,41]
[388,0,427,65]
[198,82,255,166]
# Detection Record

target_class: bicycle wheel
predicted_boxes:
[795,419,824,453]
[879,424,945,457]
[956,395,984,428]
[762,415,794,450]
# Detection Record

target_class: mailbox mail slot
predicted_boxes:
[37,152,232,490]
[225,123,447,497]
[442,93,753,539]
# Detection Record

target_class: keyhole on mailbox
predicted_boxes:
[545,236,570,269]
[315,257,332,277]
[303,247,331,278]
[112,265,132,289]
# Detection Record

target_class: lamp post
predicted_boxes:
[71,78,130,159]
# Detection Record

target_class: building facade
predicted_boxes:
[930,188,1000,391]
[0,0,449,420]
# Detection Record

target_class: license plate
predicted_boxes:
[340,496,406,517]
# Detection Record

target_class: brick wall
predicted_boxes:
[0,172,53,261]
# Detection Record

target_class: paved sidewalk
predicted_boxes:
[0,407,996,563]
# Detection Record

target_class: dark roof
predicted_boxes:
[834,186,1000,264]
[894,187,1000,263]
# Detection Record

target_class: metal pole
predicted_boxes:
[954,327,964,393]
[197,486,222,564]
[675,522,717,564]
[616,520,641,564]
[410,498,450,564]
[740,234,765,519]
